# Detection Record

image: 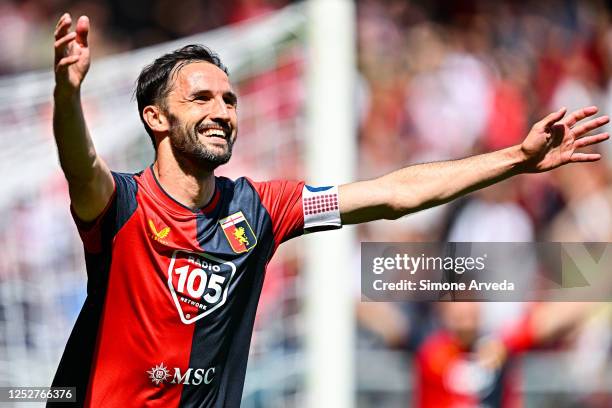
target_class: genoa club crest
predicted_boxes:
[219,211,257,253]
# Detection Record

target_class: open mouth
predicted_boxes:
[202,128,226,138]
[197,125,230,141]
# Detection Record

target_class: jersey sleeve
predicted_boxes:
[247,179,342,250]
[499,311,537,354]
[70,172,138,254]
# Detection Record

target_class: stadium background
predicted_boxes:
[1,0,612,406]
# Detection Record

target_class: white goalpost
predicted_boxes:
[304,0,357,407]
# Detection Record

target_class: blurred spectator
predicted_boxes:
[547,159,612,241]
[415,302,604,408]
[0,0,294,74]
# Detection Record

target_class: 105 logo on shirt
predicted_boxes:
[167,250,237,324]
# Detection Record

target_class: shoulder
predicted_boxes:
[215,175,253,193]
[236,177,305,194]
[111,170,141,185]
[215,176,295,195]
[110,171,141,199]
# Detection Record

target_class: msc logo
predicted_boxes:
[147,362,171,385]
[148,219,171,244]
[147,362,216,386]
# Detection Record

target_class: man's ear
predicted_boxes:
[143,105,170,133]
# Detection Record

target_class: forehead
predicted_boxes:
[169,61,232,95]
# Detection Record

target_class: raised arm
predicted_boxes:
[53,13,113,222]
[340,106,609,224]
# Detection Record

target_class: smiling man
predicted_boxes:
[50,13,610,408]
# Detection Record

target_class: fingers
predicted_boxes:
[572,115,610,137]
[55,54,80,72]
[570,152,601,162]
[75,16,89,47]
[538,107,567,129]
[54,13,89,66]
[54,13,71,40]
[55,13,67,30]
[54,13,73,64]
[562,105,599,128]
[574,132,609,149]
[54,31,76,61]
[569,129,608,164]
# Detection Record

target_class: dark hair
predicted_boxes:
[135,44,229,148]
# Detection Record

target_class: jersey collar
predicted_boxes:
[143,166,220,215]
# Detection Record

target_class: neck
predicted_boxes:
[153,146,216,210]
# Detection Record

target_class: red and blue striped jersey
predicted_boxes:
[50,166,338,407]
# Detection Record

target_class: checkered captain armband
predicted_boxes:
[302,185,342,233]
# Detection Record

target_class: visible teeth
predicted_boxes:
[202,129,225,137]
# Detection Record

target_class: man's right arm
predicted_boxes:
[53,13,113,222]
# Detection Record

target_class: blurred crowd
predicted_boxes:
[357,0,612,242]
[0,0,294,74]
[356,0,612,406]
[2,0,612,406]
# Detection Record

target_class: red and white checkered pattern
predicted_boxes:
[302,186,342,232]
[303,194,339,216]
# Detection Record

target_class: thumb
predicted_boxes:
[541,107,567,129]
[75,15,89,47]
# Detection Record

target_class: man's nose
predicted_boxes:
[210,96,230,121]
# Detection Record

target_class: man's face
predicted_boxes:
[163,61,238,169]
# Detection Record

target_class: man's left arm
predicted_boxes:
[339,106,609,225]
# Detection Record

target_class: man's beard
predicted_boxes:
[167,112,235,170]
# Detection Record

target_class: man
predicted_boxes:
[416,302,601,408]
[50,13,609,408]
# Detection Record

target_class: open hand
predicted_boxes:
[54,13,90,95]
[520,106,610,172]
